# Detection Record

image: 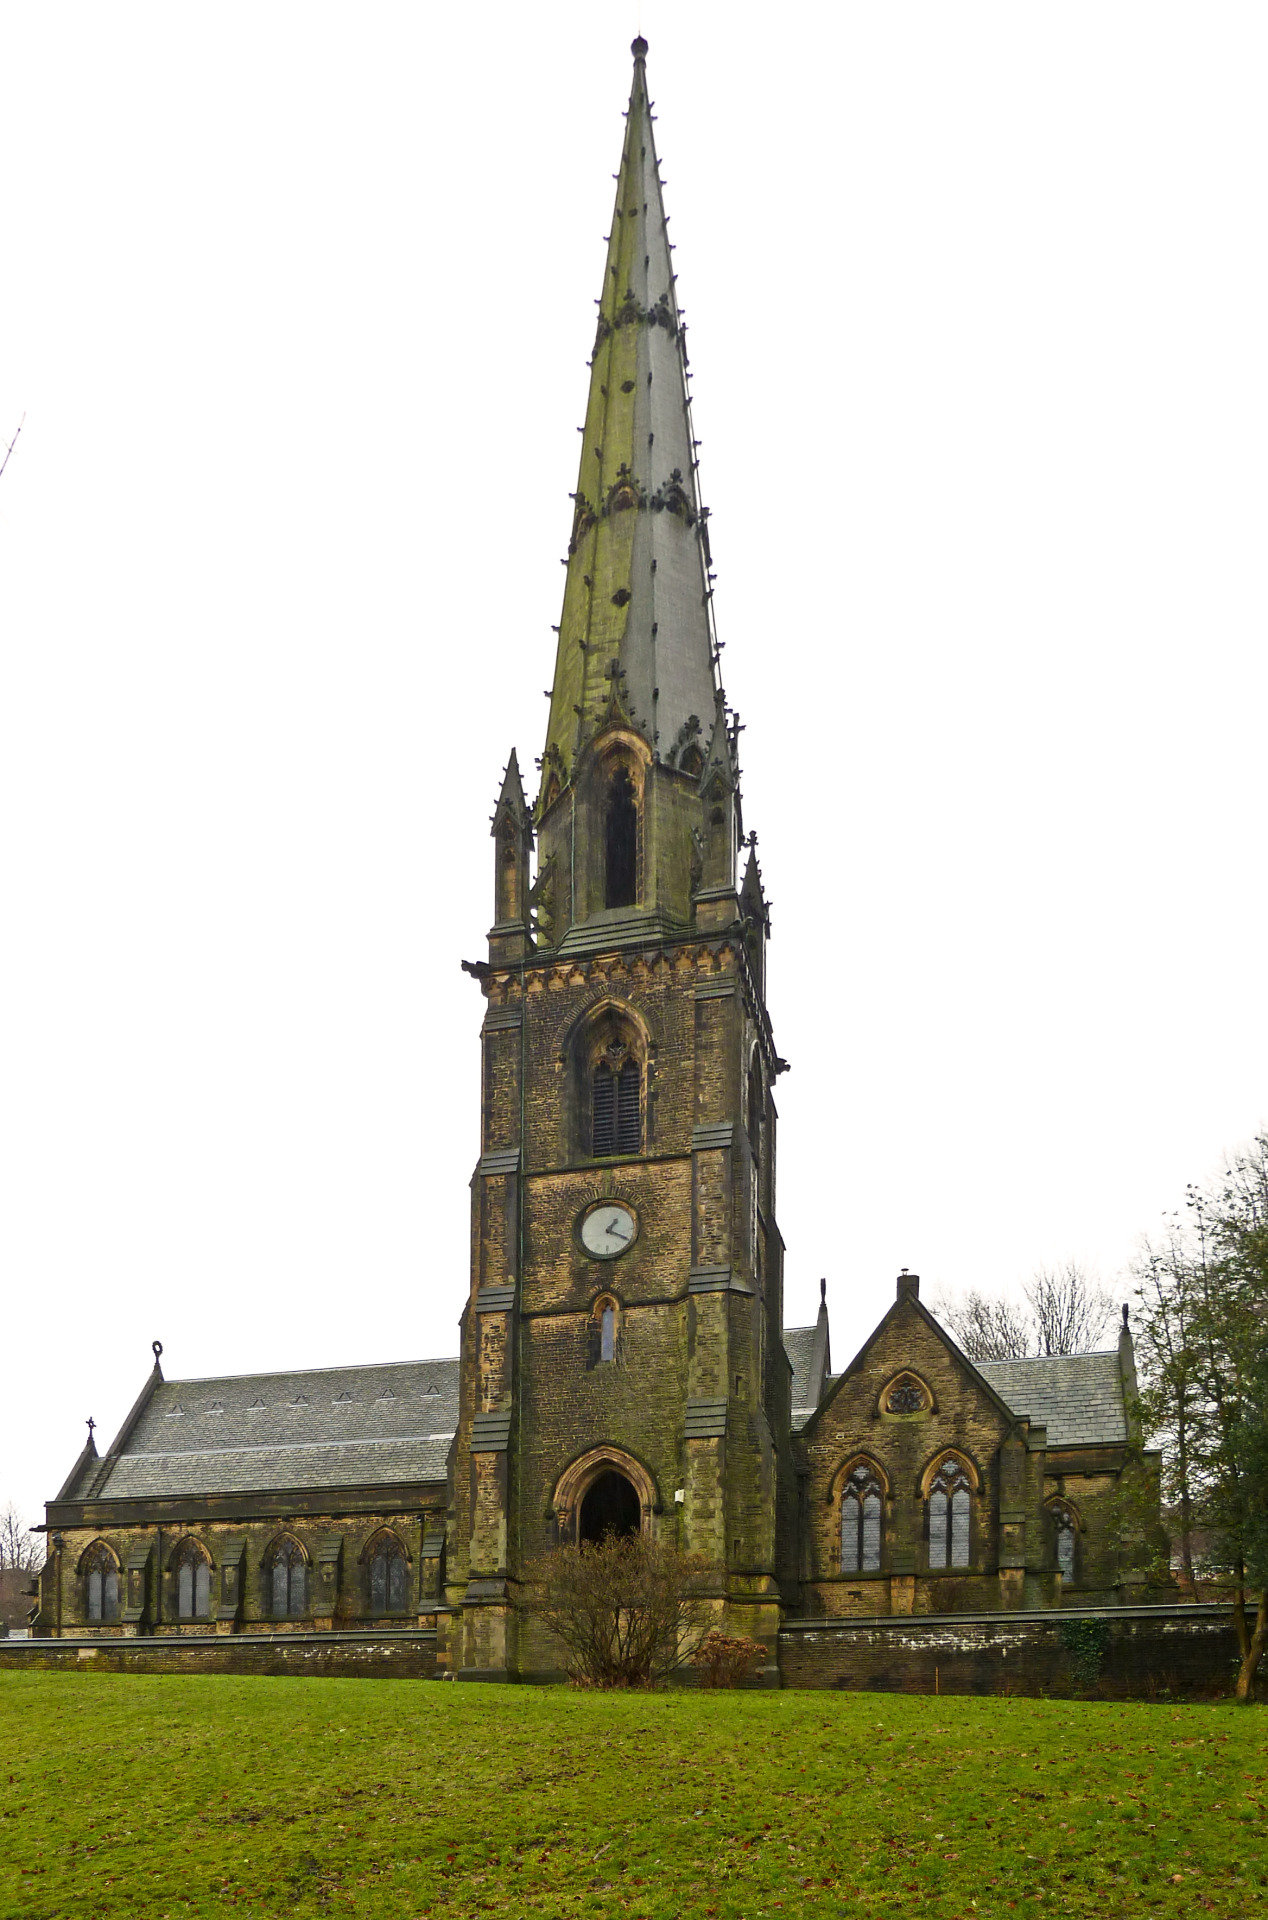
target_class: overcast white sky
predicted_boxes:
[2,2,1265,1529]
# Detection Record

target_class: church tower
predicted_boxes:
[447,38,789,1680]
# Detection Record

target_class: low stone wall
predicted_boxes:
[778,1602,1240,1700]
[0,1629,439,1681]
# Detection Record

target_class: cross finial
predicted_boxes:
[86,1416,96,1438]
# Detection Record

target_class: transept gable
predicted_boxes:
[798,1277,1024,1445]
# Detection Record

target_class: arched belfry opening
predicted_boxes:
[579,1469,641,1544]
[605,767,638,908]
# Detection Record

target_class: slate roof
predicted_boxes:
[87,1357,459,1500]
[784,1311,1127,1448]
[975,1351,1127,1447]
[784,1325,819,1429]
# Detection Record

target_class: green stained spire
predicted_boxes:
[541,38,718,796]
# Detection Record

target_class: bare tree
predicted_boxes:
[931,1287,1033,1360]
[0,1504,42,1573]
[932,1263,1114,1361]
[1024,1262,1116,1356]
[529,1533,711,1688]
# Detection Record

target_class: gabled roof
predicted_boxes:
[975,1352,1127,1447]
[790,1276,1131,1450]
[81,1357,459,1500]
[785,1287,832,1430]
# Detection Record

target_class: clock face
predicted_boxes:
[580,1202,637,1260]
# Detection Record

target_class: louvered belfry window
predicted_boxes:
[592,1044,640,1156]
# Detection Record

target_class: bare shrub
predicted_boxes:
[530,1533,711,1688]
[690,1630,767,1689]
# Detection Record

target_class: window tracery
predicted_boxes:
[883,1372,932,1416]
[927,1456,973,1570]
[173,1538,212,1620]
[267,1536,307,1619]
[82,1541,119,1623]
[839,1463,884,1574]
[1047,1500,1079,1582]
[367,1532,409,1615]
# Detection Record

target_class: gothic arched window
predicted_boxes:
[173,1539,212,1620]
[367,1532,409,1615]
[82,1542,119,1623]
[927,1457,973,1570]
[840,1463,884,1574]
[1048,1501,1079,1583]
[605,767,638,908]
[747,1055,763,1164]
[592,1044,641,1156]
[589,1295,619,1366]
[267,1536,307,1619]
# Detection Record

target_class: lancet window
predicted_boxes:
[840,1463,884,1574]
[173,1539,212,1620]
[367,1532,409,1615]
[927,1457,973,1570]
[604,767,638,908]
[1048,1500,1079,1582]
[267,1536,307,1619]
[82,1542,119,1623]
[590,1296,619,1366]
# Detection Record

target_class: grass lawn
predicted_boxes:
[0,1674,1263,1919]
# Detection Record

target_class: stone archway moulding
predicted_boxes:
[552,1445,659,1540]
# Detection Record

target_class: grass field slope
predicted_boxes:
[0,1675,1263,1917]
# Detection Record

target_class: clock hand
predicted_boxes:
[605,1224,630,1242]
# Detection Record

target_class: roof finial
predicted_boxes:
[819,1277,827,1306]
[152,1339,163,1367]
[631,35,648,59]
[86,1416,96,1439]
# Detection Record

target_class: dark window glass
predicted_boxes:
[87,1567,102,1621]
[369,1536,408,1614]
[605,769,638,907]
[600,1304,616,1363]
[840,1465,884,1574]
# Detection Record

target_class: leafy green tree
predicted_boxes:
[1133,1132,1268,1702]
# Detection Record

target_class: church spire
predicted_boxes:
[542,37,718,789]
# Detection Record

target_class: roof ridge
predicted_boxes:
[161,1355,460,1386]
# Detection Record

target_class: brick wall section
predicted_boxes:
[778,1605,1240,1700]
[0,1632,439,1680]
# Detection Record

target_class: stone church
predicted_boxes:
[37,40,1160,1680]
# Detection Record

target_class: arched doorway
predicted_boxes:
[579,1469,641,1544]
